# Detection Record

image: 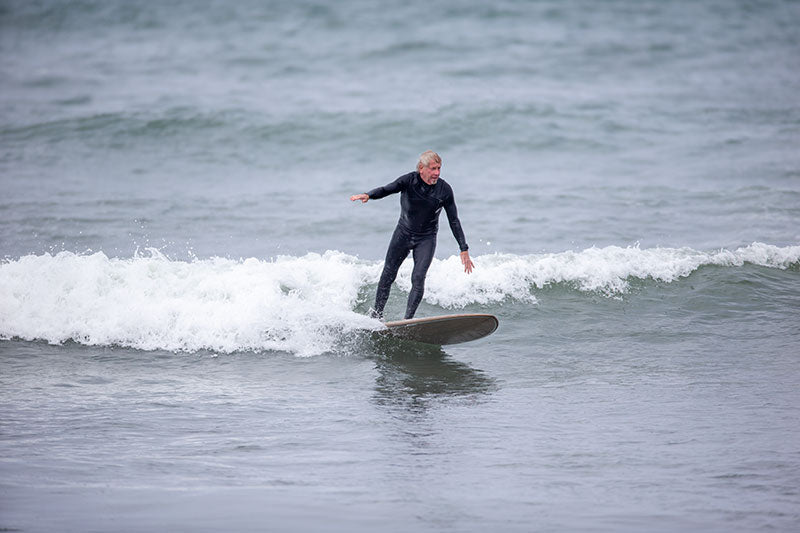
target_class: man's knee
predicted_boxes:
[379,267,397,284]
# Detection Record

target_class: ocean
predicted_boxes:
[1,0,799,531]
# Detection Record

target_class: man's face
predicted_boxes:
[419,161,441,185]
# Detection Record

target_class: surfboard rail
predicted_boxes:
[376,313,499,345]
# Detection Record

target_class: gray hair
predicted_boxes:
[417,150,442,169]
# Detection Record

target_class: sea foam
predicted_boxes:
[415,242,800,306]
[1,243,797,355]
[0,249,380,356]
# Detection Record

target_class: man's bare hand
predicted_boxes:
[461,250,474,274]
[350,194,369,203]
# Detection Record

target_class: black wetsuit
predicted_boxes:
[366,171,469,319]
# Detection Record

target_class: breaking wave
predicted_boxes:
[1,243,797,355]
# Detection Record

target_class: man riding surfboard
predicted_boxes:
[350,150,474,320]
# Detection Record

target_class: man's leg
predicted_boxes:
[373,227,410,319]
[404,236,436,319]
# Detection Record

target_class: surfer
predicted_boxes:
[350,150,474,320]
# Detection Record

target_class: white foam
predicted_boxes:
[398,242,800,305]
[0,249,381,357]
[1,243,797,355]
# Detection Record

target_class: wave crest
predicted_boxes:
[1,243,797,355]
[414,242,799,306]
[0,249,379,356]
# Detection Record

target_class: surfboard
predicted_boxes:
[375,313,499,346]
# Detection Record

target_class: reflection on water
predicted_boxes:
[369,338,497,411]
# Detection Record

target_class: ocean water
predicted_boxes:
[1,0,800,531]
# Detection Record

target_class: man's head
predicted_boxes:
[418,150,442,185]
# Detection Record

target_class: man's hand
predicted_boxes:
[350,194,369,203]
[461,250,474,274]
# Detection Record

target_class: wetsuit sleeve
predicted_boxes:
[444,190,469,252]
[365,173,410,200]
